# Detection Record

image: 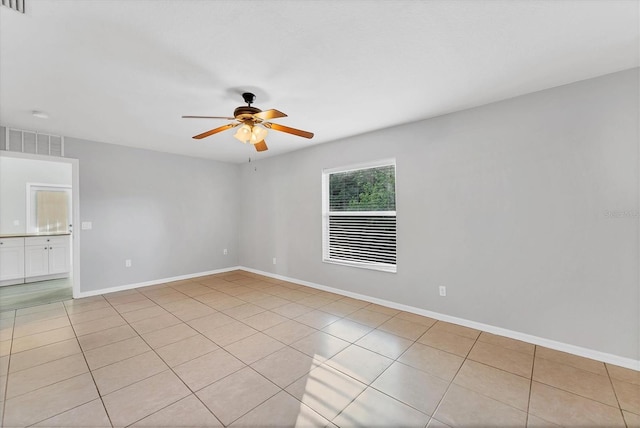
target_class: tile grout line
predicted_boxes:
[531,359,628,410]
[603,362,630,427]
[75,327,137,354]
[0,310,16,428]
[221,365,289,427]
[15,373,100,428]
[10,313,71,343]
[525,344,538,427]
[424,323,482,425]
[64,296,115,428]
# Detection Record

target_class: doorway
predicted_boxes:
[0,151,80,310]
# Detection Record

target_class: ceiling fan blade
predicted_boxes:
[254,140,268,152]
[265,123,314,139]
[193,123,237,139]
[253,109,287,120]
[182,115,236,120]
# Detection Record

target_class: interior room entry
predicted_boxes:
[0,151,80,308]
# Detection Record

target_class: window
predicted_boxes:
[322,159,396,273]
[27,184,72,234]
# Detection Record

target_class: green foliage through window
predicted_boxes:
[329,165,396,211]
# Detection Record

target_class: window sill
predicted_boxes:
[323,258,397,273]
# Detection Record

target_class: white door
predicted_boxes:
[25,245,49,277]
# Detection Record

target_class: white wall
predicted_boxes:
[238,68,639,361]
[64,138,240,293]
[0,154,72,234]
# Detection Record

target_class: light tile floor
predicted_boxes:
[0,270,637,427]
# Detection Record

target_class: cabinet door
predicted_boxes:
[48,240,70,275]
[25,245,49,277]
[0,245,25,281]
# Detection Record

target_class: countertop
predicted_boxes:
[0,232,71,239]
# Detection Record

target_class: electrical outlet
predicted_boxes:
[13,220,20,226]
[439,286,446,297]
[81,221,92,230]
[223,248,228,255]
[125,259,132,268]
[272,257,277,265]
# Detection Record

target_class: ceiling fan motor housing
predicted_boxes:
[234,105,261,121]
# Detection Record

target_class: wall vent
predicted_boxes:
[1,0,25,13]
[2,128,64,157]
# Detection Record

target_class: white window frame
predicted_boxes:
[322,158,397,273]
[26,183,72,233]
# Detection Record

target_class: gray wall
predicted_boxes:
[64,138,240,293]
[238,68,639,360]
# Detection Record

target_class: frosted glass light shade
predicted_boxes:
[233,124,252,143]
[250,126,268,144]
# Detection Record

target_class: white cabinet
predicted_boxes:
[25,236,70,280]
[49,238,70,274]
[0,238,25,282]
[25,242,49,277]
[0,235,69,285]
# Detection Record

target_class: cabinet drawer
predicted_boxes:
[25,236,68,247]
[0,238,24,248]
[48,236,70,246]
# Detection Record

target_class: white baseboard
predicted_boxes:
[239,266,640,372]
[75,266,241,298]
[0,278,25,287]
[26,273,69,283]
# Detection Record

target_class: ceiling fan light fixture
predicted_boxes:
[250,125,268,144]
[233,124,252,143]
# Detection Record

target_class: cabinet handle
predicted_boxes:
[49,247,53,250]
[45,247,48,250]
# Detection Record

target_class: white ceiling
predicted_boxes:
[1,0,638,163]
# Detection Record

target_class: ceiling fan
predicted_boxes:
[182,92,314,152]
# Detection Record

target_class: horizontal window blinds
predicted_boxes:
[328,215,397,266]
